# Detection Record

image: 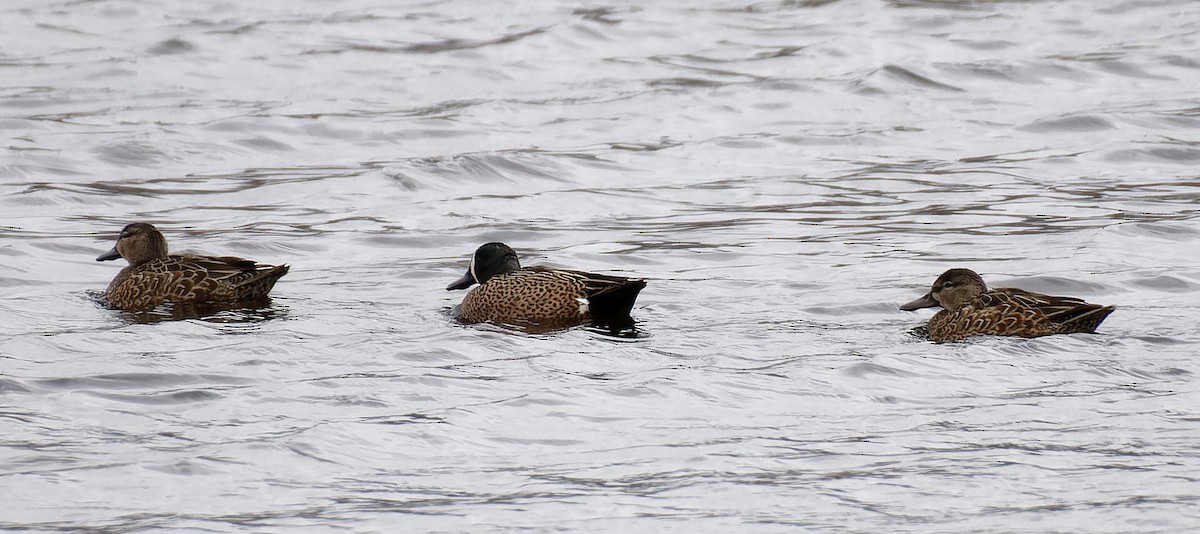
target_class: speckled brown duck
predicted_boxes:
[96,222,289,311]
[446,242,646,328]
[900,268,1115,342]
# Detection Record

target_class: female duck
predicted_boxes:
[446,242,646,328]
[901,268,1114,342]
[96,222,289,311]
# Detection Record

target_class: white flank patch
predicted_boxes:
[576,297,589,315]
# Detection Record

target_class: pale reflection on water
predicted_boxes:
[3,0,1200,531]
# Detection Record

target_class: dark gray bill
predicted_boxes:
[96,246,121,262]
[899,292,939,311]
[446,270,476,291]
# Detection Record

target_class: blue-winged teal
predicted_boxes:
[96,222,289,311]
[900,268,1114,342]
[446,242,646,328]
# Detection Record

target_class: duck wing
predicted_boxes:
[173,254,289,299]
[530,267,647,318]
[979,288,1114,332]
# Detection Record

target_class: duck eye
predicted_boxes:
[942,281,954,288]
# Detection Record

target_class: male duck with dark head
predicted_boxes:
[901,268,1115,342]
[96,222,290,311]
[446,242,646,329]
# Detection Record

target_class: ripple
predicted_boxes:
[1125,275,1196,291]
[86,389,224,405]
[1018,114,1116,133]
[91,140,169,167]
[1106,146,1200,163]
[146,37,196,55]
[33,373,252,390]
[878,65,966,92]
[0,378,33,393]
[320,27,547,55]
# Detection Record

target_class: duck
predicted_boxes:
[96,222,289,311]
[900,268,1114,342]
[446,242,646,328]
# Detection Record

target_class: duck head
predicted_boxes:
[446,242,521,290]
[900,268,987,311]
[97,223,169,265]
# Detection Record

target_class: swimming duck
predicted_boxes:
[446,242,646,328]
[96,222,289,311]
[900,268,1114,342]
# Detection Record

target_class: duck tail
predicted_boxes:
[234,264,290,301]
[587,279,647,318]
[1059,304,1115,333]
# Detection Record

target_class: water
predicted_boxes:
[3,0,1200,531]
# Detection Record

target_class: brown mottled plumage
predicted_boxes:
[900,268,1115,342]
[446,242,646,329]
[96,223,289,311]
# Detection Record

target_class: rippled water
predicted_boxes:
[4,0,1200,531]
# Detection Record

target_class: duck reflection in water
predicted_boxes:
[446,242,646,334]
[901,268,1115,342]
[104,299,288,325]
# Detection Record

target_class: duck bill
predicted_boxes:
[900,292,939,311]
[96,246,121,262]
[446,269,476,291]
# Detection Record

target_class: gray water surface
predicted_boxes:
[3,0,1200,531]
